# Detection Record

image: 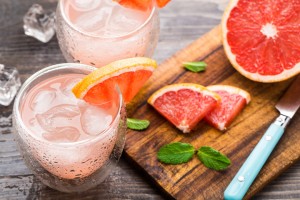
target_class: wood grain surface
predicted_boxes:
[0,0,299,199]
[125,24,300,199]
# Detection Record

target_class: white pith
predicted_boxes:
[260,23,278,39]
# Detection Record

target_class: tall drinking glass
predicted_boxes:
[13,63,126,192]
[56,0,160,67]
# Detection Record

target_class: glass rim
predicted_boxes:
[58,0,157,39]
[13,63,124,147]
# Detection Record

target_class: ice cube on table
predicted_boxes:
[23,4,56,43]
[80,105,112,136]
[0,64,21,106]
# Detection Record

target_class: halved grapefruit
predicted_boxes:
[222,0,300,82]
[148,83,220,133]
[205,85,250,131]
[72,57,157,104]
[115,0,171,11]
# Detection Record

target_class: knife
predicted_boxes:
[224,75,300,200]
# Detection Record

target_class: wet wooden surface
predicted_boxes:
[0,0,299,199]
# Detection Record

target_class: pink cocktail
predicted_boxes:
[56,0,159,67]
[13,63,126,192]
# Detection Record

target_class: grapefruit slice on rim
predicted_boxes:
[72,57,157,104]
[115,0,171,11]
[205,85,251,131]
[222,0,300,82]
[148,83,220,133]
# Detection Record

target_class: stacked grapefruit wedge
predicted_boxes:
[148,84,250,133]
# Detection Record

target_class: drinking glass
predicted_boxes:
[13,63,126,192]
[56,0,160,67]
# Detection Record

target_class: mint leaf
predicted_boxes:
[127,118,150,131]
[157,142,195,164]
[183,61,207,72]
[197,146,231,171]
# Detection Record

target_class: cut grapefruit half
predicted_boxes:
[72,57,157,104]
[115,0,171,11]
[205,85,250,131]
[222,0,300,82]
[148,83,220,133]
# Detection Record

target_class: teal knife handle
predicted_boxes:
[224,119,286,200]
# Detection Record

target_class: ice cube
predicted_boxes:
[42,127,80,143]
[0,64,21,106]
[80,105,112,136]
[60,77,82,98]
[70,0,102,11]
[74,7,111,33]
[29,88,57,113]
[23,4,56,43]
[36,104,80,132]
[104,5,143,36]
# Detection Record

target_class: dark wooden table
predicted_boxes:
[0,0,299,199]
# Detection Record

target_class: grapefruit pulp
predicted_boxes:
[222,0,300,82]
[148,83,220,133]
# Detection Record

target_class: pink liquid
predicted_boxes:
[57,0,159,67]
[20,74,120,179]
[64,0,151,37]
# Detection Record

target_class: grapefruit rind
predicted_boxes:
[222,0,300,82]
[148,83,220,105]
[73,57,157,99]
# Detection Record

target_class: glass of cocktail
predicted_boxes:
[13,63,126,192]
[56,0,159,67]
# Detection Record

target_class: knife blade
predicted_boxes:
[224,76,300,200]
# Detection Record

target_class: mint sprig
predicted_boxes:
[157,142,195,164]
[127,118,150,131]
[183,61,207,72]
[197,146,231,171]
[157,142,231,171]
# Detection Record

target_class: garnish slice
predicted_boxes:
[205,85,250,131]
[197,146,231,171]
[127,118,150,130]
[72,57,157,104]
[157,142,195,164]
[115,0,171,11]
[148,83,220,133]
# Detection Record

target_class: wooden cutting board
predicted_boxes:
[124,25,300,200]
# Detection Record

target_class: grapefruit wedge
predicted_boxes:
[205,85,250,131]
[222,0,300,82]
[115,0,171,11]
[148,83,220,133]
[72,57,157,104]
